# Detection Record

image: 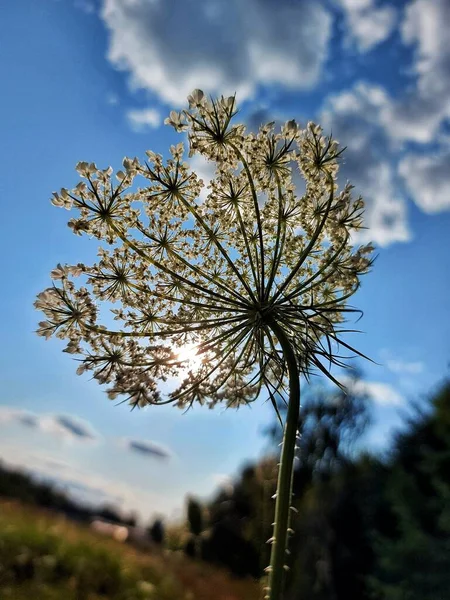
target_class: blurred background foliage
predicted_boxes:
[2,374,450,599]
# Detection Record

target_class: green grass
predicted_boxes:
[0,499,260,600]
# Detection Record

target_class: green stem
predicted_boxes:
[266,319,300,600]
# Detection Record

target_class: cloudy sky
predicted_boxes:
[1,0,449,522]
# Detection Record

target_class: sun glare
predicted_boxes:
[175,342,202,369]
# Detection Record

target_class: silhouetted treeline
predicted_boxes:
[0,462,136,528]
[369,381,450,599]
[183,376,450,600]
[148,517,165,544]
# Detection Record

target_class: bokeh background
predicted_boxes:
[1,2,450,597]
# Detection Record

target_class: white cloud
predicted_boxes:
[0,407,99,443]
[126,107,161,131]
[381,94,446,146]
[0,407,38,427]
[362,163,410,246]
[101,0,332,105]
[399,149,450,213]
[121,437,173,460]
[337,0,397,52]
[321,83,410,246]
[341,377,404,406]
[321,67,450,230]
[385,358,424,375]
[402,0,450,101]
[189,153,215,203]
[39,414,99,443]
[380,349,425,375]
[378,0,450,216]
[380,0,450,143]
[74,0,96,14]
[106,92,119,105]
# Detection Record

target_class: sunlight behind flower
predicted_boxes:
[36,91,373,411]
[175,342,202,370]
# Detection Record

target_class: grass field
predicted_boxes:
[0,499,260,600]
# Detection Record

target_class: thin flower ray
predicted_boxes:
[176,192,259,303]
[270,176,336,304]
[108,219,250,310]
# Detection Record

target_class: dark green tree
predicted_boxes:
[187,495,203,537]
[148,518,165,545]
[204,459,276,577]
[369,380,450,600]
[186,496,204,558]
[285,375,372,599]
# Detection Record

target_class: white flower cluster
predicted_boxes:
[36,90,373,409]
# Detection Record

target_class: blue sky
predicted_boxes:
[1,0,450,523]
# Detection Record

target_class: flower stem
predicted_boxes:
[266,319,300,600]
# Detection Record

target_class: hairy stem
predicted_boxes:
[266,319,300,600]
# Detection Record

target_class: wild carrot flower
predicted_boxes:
[35,89,373,599]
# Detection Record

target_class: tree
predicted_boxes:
[148,518,165,545]
[268,369,370,485]
[267,374,373,599]
[204,459,277,577]
[187,495,204,538]
[186,496,203,558]
[370,380,450,599]
[35,89,373,600]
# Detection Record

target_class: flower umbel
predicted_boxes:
[36,90,374,599]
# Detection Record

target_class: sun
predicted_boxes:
[175,342,202,370]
